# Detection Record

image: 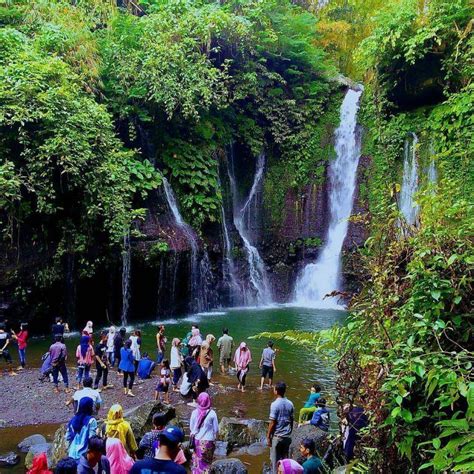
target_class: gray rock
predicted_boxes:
[218,417,267,447]
[124,401,176,439]
[25,443,52,469]
[210,458,248,474]
[289,424,329,463]
[214,440,229,457]
[18,434,47,452]
[0,452,20,467]
[262,462,272,474]
[0,419,7,428]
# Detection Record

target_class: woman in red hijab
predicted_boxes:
[27,452,52,474]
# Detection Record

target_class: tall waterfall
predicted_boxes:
[121,231,131,326]
[427,143,437,185]
[399,133,419,225]
[294,88,363,308]
[227,148,272,305]
[162,177,213,312]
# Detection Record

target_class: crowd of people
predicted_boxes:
[0,317,367,473]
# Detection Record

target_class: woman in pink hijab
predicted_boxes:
[190,392,219,473]
[277,459,304,473]
[234,342,252,392]
[106,437,134,474]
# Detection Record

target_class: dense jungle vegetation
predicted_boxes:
[0,0,473,472]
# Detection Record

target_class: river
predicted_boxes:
[0,306,346,472]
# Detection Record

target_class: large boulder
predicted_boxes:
[289,424,329,463]
[0,452,20,467]
[50,424,68,468]
[218,417,267,448]
[25,443,53,469]
[124,401,176,439]
[18,434,47,452]
[210,458,248,474]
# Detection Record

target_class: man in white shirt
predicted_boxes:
[66,376,102,414]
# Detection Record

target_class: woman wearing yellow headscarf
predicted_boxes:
[104,404,138,457]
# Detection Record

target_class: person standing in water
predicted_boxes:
[217,328,233,374]
[199,334,215,383]
[234,342,252,392]
[259,340,276,390]
[11,322,28,370]
[156,325,166,364]
[267,381,294,474]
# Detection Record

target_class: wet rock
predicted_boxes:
[214,440,229,457]
[50,424,68,468]
[289,424,329,463]
[124,401,176,439]
[18,434,47,452]
[0,419,7,428]
[25,443,52,469]
[218,417,267,447]
[0,452,20,467]
[210,458,248,474]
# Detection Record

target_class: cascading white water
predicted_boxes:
[228,148,272,305]
[162,177,212,312]
[220,200,240,303]
[121,231,131,326]
[427,143,437,185]
[294,88,363,308]
[399,133,419,225]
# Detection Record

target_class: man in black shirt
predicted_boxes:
[130,426,186,474]
[94,331,113,390]
[113,327,126,372]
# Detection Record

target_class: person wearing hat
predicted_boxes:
[130,426,186,473]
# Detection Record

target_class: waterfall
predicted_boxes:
[399,133,419,226]
[121,231,131,326]
[427,143,437,185]
[227,148,272,305]
[294,88,363,308]
[162,177,213,312]
[220,199,240,304]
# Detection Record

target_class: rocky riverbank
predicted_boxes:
[0,366,222,427]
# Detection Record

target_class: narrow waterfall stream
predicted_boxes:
[227,148,272,305]
[294,88,363,308]
[399,132,420,225]
[121,230,131,326]
[162,177,213,312]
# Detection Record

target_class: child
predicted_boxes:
[155,359,171,404]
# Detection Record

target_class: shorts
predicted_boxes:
[220,354,231,365]
[261,364,274,379]
[156,382,169,393]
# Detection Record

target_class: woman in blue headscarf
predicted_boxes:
[66,396,97,460]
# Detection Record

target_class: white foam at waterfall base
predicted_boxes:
[294,88,363,308]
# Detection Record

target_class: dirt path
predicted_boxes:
[0,366,220,427]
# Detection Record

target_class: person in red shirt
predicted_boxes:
[12,322,28,370]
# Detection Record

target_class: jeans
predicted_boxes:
[52,364,69,388]
[156,350,164,364]
[270,436,291,473]
[202,365,213,380]
[172,367,182,386]
[107,352,115,366]
[76,364,91,383]
[94,365,108,388]
[18,348,26,367]
[123,371,135,389]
